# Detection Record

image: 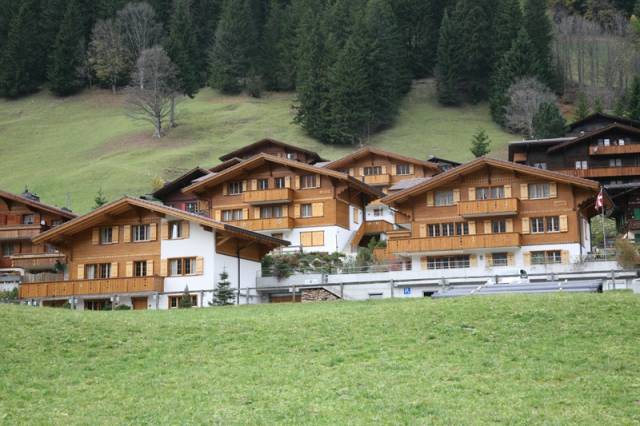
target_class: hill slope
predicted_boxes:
[1,293,639,424]
[0,80,512,212]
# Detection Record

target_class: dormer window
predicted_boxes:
[364,166,382,176]
[227,181,243,195]
[396,164,411,175]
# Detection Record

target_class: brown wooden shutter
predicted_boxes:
[359,167,365,176]
[520,184,529,200]
[284,176,291,188]
[77,264,85,280]
[149,223,157,241]
[420,257,428,270]
[468,221,476,235]
[469,255,477,267]
[506,219,513,233]
[125,261,133,277]
[390,165,397,176]
[250,179,258,191]
[300,232,312,247]
[348,168,355,176]
[92,228,100,245]
[315,174,321,188]
[353,208,359,224]
[504,185,512,198]
[254,207,261,219]
[196,257,204,274]
[549,182,557,198]
[559,215,568,232]
[426,192,434,206]
[242,180,247,192]
[214,210,222,221]
[521,218,530,234]
[294,176,300,189]
[283,205,289,217]
[112,226,119,243]
[453,189,460,203]
[123,225,131,242]
[418,223,427,238]
[507,253,515,266]
[484,220,492,234]
[486,254,493,267]
[294,204,301,218]
[409,164,414,175]
[312,202,324,217]
[147,260,154,276]
[160,259,168,277]
[381,166,387,175]
[223,184,228,196]
[182,221,190,238]
[161,223,169,240]
[242,208,249,220]
[312,231,324,246]
[523,252,531,266]
[561,250,570,264]
[468,188,476,201]
[110,262,118,278]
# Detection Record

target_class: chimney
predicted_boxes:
[20,186,40,202]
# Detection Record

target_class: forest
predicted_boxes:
[2,0,640,144]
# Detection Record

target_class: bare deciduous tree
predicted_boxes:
[505,77,556,138]
[88,19,131,94]
[125,47,178,138]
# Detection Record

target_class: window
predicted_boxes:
[368,293,384,300]
[533,162,547,170]
[372,208,384,217]
[184,202,198,213]
[86,263,111,279]
[441,223,455,236]
[227,181,243,195]
[396,164,411,175]
[434,190,454,206]
[426,255,470,270]
[300,204,312,218]
[491,253,508,267]
[609,158,622,167]
[476,186,505,200]
[100,227,113,244]
[222,209,243,221]
[2,243,15,256]
[51,219,63,227]
[261,206,283,219]
[132,224,150,241]
[169,258,196,276]
[134,261,147,277]
[274,177,285,189]
[528,183,550,199]
[364,166,382,176]
[575,161,588,169]
[169,221,183,239]
[604,138,610,146]
[169,294,198,309]
[546,216,560,232]
[258,179,269,190]
[428,224,441,237]
[492,220,506,233]
[619,138,626,146]
[456,222,469,235]
[530,217,545,233]
[634,208,640,220]
[22,214,35,225]
[531,250,562,265]
[300,175,317,189]
[286,152,298,160]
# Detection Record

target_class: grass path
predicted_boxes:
[0,81,513,213]
[1,293,639,424]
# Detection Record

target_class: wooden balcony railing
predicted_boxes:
[19,276,164,299]
[0,225,41,240]
[458,198,518,218]
[228,216,295,231]
[589,145,640,155]
[386,233,520,254]
[556,166,640,178]
[242,188,293,205]
[364,220,395,234]
[363,174,391,186]
[10,253,65,270]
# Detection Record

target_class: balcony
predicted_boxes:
[556,166,640,178]
[362,174,391,186]
[364,220,395,234]
[228,216,295,231]
[10,253,65,270]
[458,198,518,218]
[19,276,164,299]
[589,145,640,155]
[386,233,520,255]
[0,225,41,241]
[242,188,293,205]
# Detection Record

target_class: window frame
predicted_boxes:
[184,202,198,213]
[546,216,560,233]
[396,163,411,176]
[530,217,545,233]
[168,257,197,277]
[22,214,35,225]
[363,166,383,176]
[257,179,269,190]
[100,226,113,244]
[227,181,243,195]
[300,175,317,189]
[168,294,198,309]
[300,204,312,218]
[528,183,550,200]
[132,224,150,242]
[492,220,506,233]
[434,190,454,206]
[274,177,285,189]
[133,260,147,277]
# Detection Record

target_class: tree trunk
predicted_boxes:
[154,117,162,138]
[170,96,176,128]
[112,83,116,95]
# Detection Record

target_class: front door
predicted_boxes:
[132,297,148,310]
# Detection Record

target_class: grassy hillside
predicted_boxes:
[1,293,639,424]
[0,80,513,213]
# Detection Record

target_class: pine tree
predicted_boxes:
[48,0,86,96]
[575,92,590,121]
[435,9,462,105]
[179,285,193,308]
[593,97,604,114]
[0,0,46,97]
[211,270,235,306]
[523,0,554,87]
[627,76,640,120]
[614,93,628,117]
[457,0,492,102]
[192,0,219,85]
[209,0,256,94]
[93,188,108,209]
[166,0,200,98]
[532,102,566,139]
[262,2,297,91]
[391,0,436,78]
[470,128,491,157]
[493,0,522,71]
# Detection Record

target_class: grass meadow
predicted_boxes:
[0,80,512,213]
[1,292,639,424]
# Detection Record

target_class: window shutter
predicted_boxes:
[504,185,512,198]
[283,205,289,217]
[390,165,397,176]
[523,252,531,266]
[196,257,204,274]
[420,257,428,270]
[147,260,154,276]
[198,200,209,213]
[359,167,365,176]
[214,210,221,221]
[381,166,387,174]
[559,215,568,232]
[254,207,261,219]
[468,221,476,235]
[468,188,476,201]
[125,261,133,277]
[521,218,530,234]
[312,231,324,246]
[507,253,515,266]
[250,179,258,191]
[520,184,529,200]
[312,202,324,217]
[242,180,247,192]
[549,182,557,198]
[484,220,491,234]
[315,174,321,188]
[284,176,291,188]
[149,223,157,241]
[469,255,477,267]
[426,192,434,206]
[506,219,513,233]
[112,226,119,243]
[294,204,301,218]
[223,184,228,196]
[182,221,190,238]
[110,262,118,278]
[453,189,460,203]
[348,168,355,176]
[242,208,249,220]
[160,259,168,277]
[77,264,85,280]
[419,223,427,238]
[123,225,131,243]
[294,176,300,189]
[161,223,169,240]
[353,208,359,224]
[409,164,414,175]
[92,228,99,245]
[486,253,493,267]
[561,250,570,264]
[300,232,312,247]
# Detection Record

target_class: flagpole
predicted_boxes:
[602,206,606,260]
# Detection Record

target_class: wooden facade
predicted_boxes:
[219,138,327,164]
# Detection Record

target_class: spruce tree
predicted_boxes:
[211,270,235,306]
[470,128,491,157]
[457,0,492,102]
[493,0,522,71]
[435,9,462,105]
[209,0,256,94]
[192,0,219,85]
[179,285,193,308]
[627,76,640,120]
[93,188,108,210]
[48,0,86,96]
[532,102,566,139]
[166,0,200,98]
[575,92,590,121]
[262,2,297,91]
[523,0,554,87]
[593,97,604,114]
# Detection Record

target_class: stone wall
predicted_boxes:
[301,288,340,303]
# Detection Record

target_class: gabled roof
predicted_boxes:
[209,157,243,173]
[219,138,327,163]
[380,157,600,205]
[32,196,289,248]
[568,112,640,132]
[323,146,441,172]
[426,155,461,167]
[182,153,383,199]
[548,123,640,153]
[0,189,76,219]
[151,167,211,199]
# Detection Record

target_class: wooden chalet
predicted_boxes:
[218,138,327,164]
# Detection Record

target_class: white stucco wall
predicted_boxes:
[365,204,395,224]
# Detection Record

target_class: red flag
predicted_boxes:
[595,188,604,210]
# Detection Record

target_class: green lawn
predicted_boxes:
[0,80,513,213]
[1,293,639,424]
